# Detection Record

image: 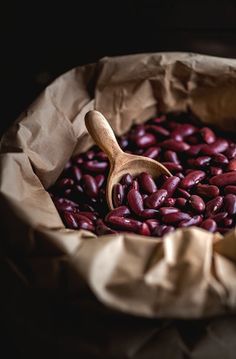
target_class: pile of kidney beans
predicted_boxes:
[49,112,236,237]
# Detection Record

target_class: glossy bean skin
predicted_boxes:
[160,139,190,152]
[113,184,125,207]
[139,223,151,236]
[196,184,220,198]
[83,160,108,173]
[135,134,156,148]
[188,195,205,213]
[163,150,179,164]
[96,220,117,235]
[180,171,206,189]
[162,162,183,173]
[200,219,217,233]
[145,189,168,209]
[143,147,160,159]
[162,212,191,225]
[146,219,160,232]
[200,127,216,144]
[159,207,179,216]
[138,172,157,194]
[121,173,133,186]
[201,139,228,155]
[82,175,98,198]
[223,194,236,215]
[227,159,236,171]
[225,185,236,195]
[105,206,131,221]
[127,189,144,214]
[107,216,142,231]
[179,215,203,228]
[161,176,180,197]
[210,172,236,187]
[205,196,223,217]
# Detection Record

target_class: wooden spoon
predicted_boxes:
[85,110,172,210]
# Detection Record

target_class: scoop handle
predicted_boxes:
[85,110,123,164]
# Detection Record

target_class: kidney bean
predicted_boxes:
[130,180,139,191]
[159,207,179,216]
[96,219,117,235]
[163,197,176,207]
[205,196,223,217]
[113,184,125,208]
[95,151,108,161]
[162,226,175,235]
[162,212,191,225]
[107,216,142,232]
[227,159,236,171]
[186,144,204,156]
[138,172,157,194]
[223,218,233,227]
[200,219,217,233]
[129,125,145,140]
[95,174,105,188]
[153,225,174,237]
[225,185,236,195]
[210,172,236,187]
[77,220,95,232]
[63,212,79,229]
[121,173,133,186]
[57,178,74,189]
[190,156,211,168]
[164,150,179,164]
[223,194,236,215]
[79,212,98,222]
[186,134,200,145]
[210,167,223,176]
[127,189,144,214]
[146,125,170,137]
[82,175,98,198]
[180,171,206,189]
[152,115,166,124]
[139,223,151,236]
[118,136,129,150]
[141,209,159,219]
[146,219,160,232]
[135,134,156,148]
[176,188,191,199]
[83,160,108,173]
[162,162,183,173]
[176,172,185,179]
[161,176,180,197]
[201,139,229,155]
[143,146,160,159]
[144,189,168,209]
[225,145,236,160]
[71,166,82,182]
[161,139,190,152]
[188,195,205,213]
[171,124,197,141]
[212,154,229,166]
[106,206,131,221]
[179,215,203,228]
[200,127,216,144]
[175,197,187,208]
[211,212,228,224]
[196,184,220,198]
[53,200,75,213]
[75,214,94,226]
[84,150,95,160]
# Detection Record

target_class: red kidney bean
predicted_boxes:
[96,219,117,235]
[189,156,211,168]
[176,172,185,179]
[201,139,229,155]
[162,212,191,225]
[72,166,82,182]
[79,212,98,221]
[196,184,220,198]
[82,175,98,198]
[129,125,145,140]
[144,189,168,209]
[95,174,105,188]
[200,219,217,233]
[75,214,94,226]
[210,172,236,187]
[205,196,223,217]
[135,134,156,148]
[179,215,203,228]
[84,150,95,160]
[106,206,131,221]
[171,124,197,141]
[164,150,179,164]
[83,160,108,173]
[143,146,160,159]
[159,207,179,215]
[186,144,204,156]
[130,180,139,191]
[211,212,228,224]
[118,136,129,150]
[223,194,236,215]
[175,197,187,208]
[163,197,176,207]
[210,167,223,176]
[145,219,160,232]
[227,159,236,171]
[107,216,142,232]
[113,184,125,208]
[63,212,79,229]
[162,226,175,235]
[176,188,191,199]
[139,223,151,236]
[57,178,74,189]
[200,127,216,144]
[186,134,200,145]
[162,162,183,173]
[188,195,205,213]
[161,139,190,152]
[223,218,233,227]
[54,200,75,212]
[161,176,180,197]
[141,209,159,219]
[121,173,133,186]
[152,225,174,237]
[95,151,108,161]
[180,171,206,189]
[225,145,236,160]
[77,220,95,232]
[127,189,144,214]
[152,115,166,124]
[212,153,229,166]
[146,125,170,137]
[138,172,157,194]
[225,185,236,195]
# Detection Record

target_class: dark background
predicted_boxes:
[1,0,236,136]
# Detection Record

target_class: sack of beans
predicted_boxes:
[1,54,236,352]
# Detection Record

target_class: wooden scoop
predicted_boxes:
[85,110,172,210]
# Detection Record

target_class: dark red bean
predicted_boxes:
[200,127,216,144]
[164,150,179,164]
[171,124,197,141]
[118,136,129,150]
[143,147,160,159]
[188,195,205,213]
[95,151,108,161]
[211,212,228,224]
[175,172,185,179]
[210,172,236,187]
[75,214,94,226]
[186,144,204,156]
[135,134,156,148]
[223,218,233,227]
[130,180,139,191]
[175,197,187,208]
[160,139,190,152]
[146,125,170,137]
[96,219,117,235]
[82,175,98,198]
[105,206,131,221]
[227,159,236,171]
[113,184,125,208]
[83,160,108,173]
[225,185,236,195]
[144,189,168,209]
[95,174,105,188]
[159,207,179,216]
[152,115,166,124]
[138,172,157,194]
[161,176,180,197]
[180,171,206,189]
[77,220,95,232]
[176,188,191,199]
[79,212,98,221]
[223,194,236,215]
[84,150,95,160]
[141,209,159,219]
[129,125,145,140]
[212,153,229,166]
[210,167,223,176]
[53,198,77,212]
[146,219,160,232]
[63,212,79,229]
[163,197,176,207]
[57,178,74,189]
[200,219,217,233]
[186,134,200,145]
[196,184,220,198]
[139,223,151,236]
[179,215,203,228]
[225,145,236,160]
[205,196,223,217]
[72,166,82,182]
[189,156,211,168]
[153,225,173,237]
[121,173,133,186]
[127,189,144,214]
[162,212,191,225]
[161,162,183,173]
[201,139,228,155]
[107,216,142,231]
[162,226,175,235]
